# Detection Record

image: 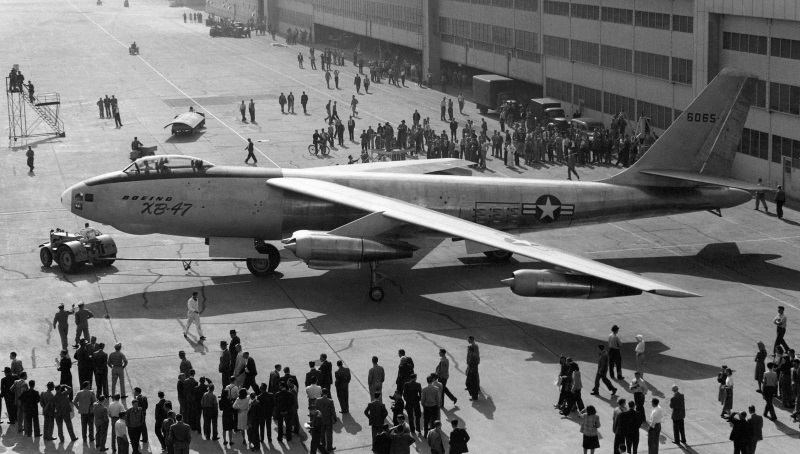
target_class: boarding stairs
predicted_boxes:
[5,76,66,143]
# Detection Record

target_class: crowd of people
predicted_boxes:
[0,298,476,454]
[95,94,123,127]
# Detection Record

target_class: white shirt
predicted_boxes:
[108,401,125,418]
[187,297,199,313]
[608,333,621,349]
[114,419,128,439]
[635,341,645,354]
[726,375,734,388]
[775,314,787,329]
[649,406,664,425]
[306,384,322,400]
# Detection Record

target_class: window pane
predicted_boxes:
[759,36,768,55]
[792,40,800,60]
[771,37,780,57]
[782,39,791,58]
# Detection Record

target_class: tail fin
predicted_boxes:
[602,68,756,187]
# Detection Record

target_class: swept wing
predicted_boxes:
[268,177,697,297]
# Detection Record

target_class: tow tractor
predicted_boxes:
[39,228,118,273]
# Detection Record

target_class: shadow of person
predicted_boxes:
[337,412,362,435]
[471,391,495,420]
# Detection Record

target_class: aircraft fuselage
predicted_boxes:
[64,166,750,241]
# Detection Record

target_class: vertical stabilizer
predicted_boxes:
[602,68,756,186]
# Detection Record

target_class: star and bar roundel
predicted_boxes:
[522,195,575,223]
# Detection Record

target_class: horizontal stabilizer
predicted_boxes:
[303,158,474,175]
[638,170,774,191]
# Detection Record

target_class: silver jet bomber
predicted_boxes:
[62,68,755,301]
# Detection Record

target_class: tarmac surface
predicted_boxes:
[1,1,800,453]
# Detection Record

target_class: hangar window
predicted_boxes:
[724,32,767,55]
[769,82,800,116]
[601,7,633,25]
[770,37,800,61]
[671,57,692,85]
[738,128,769,161]
[771,133,800,167]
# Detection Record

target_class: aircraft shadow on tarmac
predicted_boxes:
[81,258,727,381]
[164,130,206,143]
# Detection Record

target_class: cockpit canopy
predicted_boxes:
[123,155,214,175]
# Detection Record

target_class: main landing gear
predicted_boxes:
[246,244,281,276]
[369,261,386,302]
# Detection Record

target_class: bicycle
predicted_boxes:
[308,142,329,156]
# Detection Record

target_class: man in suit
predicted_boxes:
[305,361,321,388]
[364,391,387,451]
[242,352,258,393]
[40,382,56,440]
[611,398,627,452]
[368,356,385,402]
[92,343,109,398]
[169,414,192,454]
[618,400,639,454]
[334,360,351,413]
[218,342,231,387]
[669,385,686,444]
[125,400,144,454]
[268,364,282,394]
[449,419,470,454]
[308,408,324,454]
[133,388,149,444]
[274,382,293,442]
[75,340,94,389]
[402,374,422,434]
[92,395,109,451]
[729,411,751,454]
[318,354,333,392]
[182,371,198,432]
[154,391,170,451]
[747,405,763,454]
[315,388,337,452]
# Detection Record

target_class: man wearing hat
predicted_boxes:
[608,325,623,379]
[53,303,72,351]
[108,344,128,398]
[73,302,94,348]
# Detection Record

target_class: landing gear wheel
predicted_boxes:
[40,248,53,267]
[56,245,82,273]
[97,254,116,267]
[369,286,385,302]
[484,250,513,262]
[246,245,281,276]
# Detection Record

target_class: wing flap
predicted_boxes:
[639,169,774,191]
[268,177,698,297]
[302,158,475,175]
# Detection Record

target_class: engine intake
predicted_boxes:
[283,230,416,263]
[502,269,642,299]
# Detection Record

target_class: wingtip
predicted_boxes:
[650,289,701,298]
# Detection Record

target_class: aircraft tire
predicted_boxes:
[484,250,513,262]
[56,245,82,273]
[369,286,385,302]
[246,246,281,276]
[40,248,53,267]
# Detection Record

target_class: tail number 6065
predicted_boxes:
[686,113,716,123]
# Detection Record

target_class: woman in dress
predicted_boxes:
[720,368,734,418]
[755,342,767,393]
[580,405,601,454]
[232,388,251,445]
[220,388,236,445]
[56,350,73,401]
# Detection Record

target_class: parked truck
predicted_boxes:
[472,75,521,114]
[528,98,568,131]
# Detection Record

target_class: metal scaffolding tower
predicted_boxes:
[6,76,65,144]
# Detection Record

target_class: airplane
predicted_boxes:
[61,68,758,302]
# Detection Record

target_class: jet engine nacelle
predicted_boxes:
[283,230,415,263]
[502,269,642,299]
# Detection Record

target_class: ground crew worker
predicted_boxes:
[239,100,246,122]
[248,99,255,123]
[73,302,93,347]
[26,146,34,173]
[755,178,769,212]
[244,138,257,165]
[183,291,205,341]
[53,303,72,351]
[301,92,308,114]
[97,98,104,118]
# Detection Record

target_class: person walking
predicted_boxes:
[775,185,786,219]
[244,138,257,165]
[669,385,686,444]
[334,360,350,413]
[354,74,361,93]
[580,405,601,454]
[239,100,247,122]
[755,178,769,212]
[466,336,480,401]
[183,291,205,340]
[108,343,128,398]
[248,99,255,122]
[762,362,778,420]
[591,345,617,396]
[53,303,72,352]
[774,306,789,355]
[350,95,358,117]
[334,70,340,89]
[73,301,93,347]
[449,419,470,454]
[567,146,580,180]
[435,349,457,407]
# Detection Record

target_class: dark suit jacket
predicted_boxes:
[245,357,257,378]
[669,392,685,420]
[335,367,351,389]
[319,361,333,388]
[92,350,108,374]
[170,421,192,448]
[449,427,470,454]
[268,371,280,393]
[729,418,751,443]
[155,398,169,422]
[364,400,387,426]
[747,414,763,441]
[315,396,336,425]
[305,369,321,387]
[617,409,640,437]
[402,381,422,405]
